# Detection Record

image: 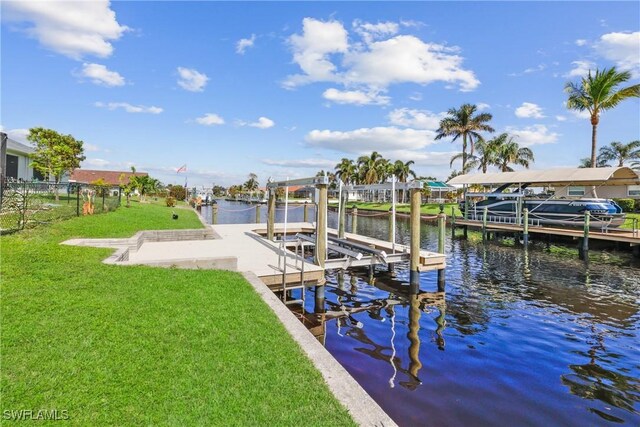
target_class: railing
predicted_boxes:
[0,182,121,233]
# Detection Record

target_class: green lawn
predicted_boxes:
[621,212,640,230]
[1,201,353,425]
[334,201,462,216]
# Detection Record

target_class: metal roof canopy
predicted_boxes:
[447,167,640,187]
[345,181,424,191]
[266,175,329,188]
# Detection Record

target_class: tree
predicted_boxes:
[492,135,535,172]
[436,104,494,172]
[357,151,386,184]
[393,160,416,203]
[578,157,610,168]
[335,158,358,185]
[28,127,86,201]
[244,173,259,192]
[597,140,640,167]
[565,67,640,174]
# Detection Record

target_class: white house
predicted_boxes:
[2,137,41,181]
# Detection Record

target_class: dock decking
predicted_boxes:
[454,219,640,245]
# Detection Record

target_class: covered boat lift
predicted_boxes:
[447,167,640,258]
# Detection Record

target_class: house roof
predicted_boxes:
[447,167,640,187]
[6,138,35,155]
[70,169,148,185]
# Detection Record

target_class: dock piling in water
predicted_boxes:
[580,211,590,260]
[267,189,275,241]
[410,187,421,286]
[351,206,358,234]
[303,202,308,223]
[212,204,218,224]
[255,204,260,224]
[523,208,529,247]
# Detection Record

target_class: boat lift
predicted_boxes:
[265,176,447,310]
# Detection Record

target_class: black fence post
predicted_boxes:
[102,188,106,212]
[76,185,81,216]
[118,186,122,207]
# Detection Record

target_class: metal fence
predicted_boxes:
[0,182,121,233]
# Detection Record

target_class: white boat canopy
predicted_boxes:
[447,167,640,187]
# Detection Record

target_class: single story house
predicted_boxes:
[70,169,148,196]
[555,183,640,199]
[1,136,42,181]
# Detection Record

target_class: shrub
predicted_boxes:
[166,196,176,207]
[168,185,186,201]
[613,198,634,212]
[635,199,640,212]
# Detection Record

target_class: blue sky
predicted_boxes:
[2,1,639,187]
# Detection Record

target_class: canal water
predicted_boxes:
[202,201,640,426]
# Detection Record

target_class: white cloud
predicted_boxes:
[344,35,479,92]
[352,20,399,44]
[250,117,275,129]
[555,115,567,122]
[0,127,30,144]
[177,67,209,92]
[236,34,256,54]
[95,102,163,114]
[575,39,587,46]
[84,143,100,152]
[594,31,640,77]
[195,113,224,126]
[284,18,349,88]
[284,18,479,93]
[306,126,436,153]
[388,108,444,130]
[262,158,336,168]
[565,60,596,78]
[506,124,559,146]
[409,92,422,101]
[322,88,390,105]
[78,63,125,86]
[477,102,491,111]
[3,0,128,59]
[515,102,545,119]
[570,109,591,120]
[83,158,110,167]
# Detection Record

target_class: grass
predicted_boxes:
[621,212,640,230]
[332,201,462,216]
[1,201,353,425]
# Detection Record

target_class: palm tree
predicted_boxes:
[244,173,259,192]
[393,160,416,202]
[436,103,494,172]
[597,140,640,167]
[335,158,358,184]
[357,151,386,184]
[565,67,640,171]
[492,135,535,172]
[631,160,640,170]
[578,157,610,168]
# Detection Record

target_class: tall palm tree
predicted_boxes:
[334,158,358,184]
[436,103,494,172]
[597,140,640,167]
[578,157,610,168]
[357,151,386,184]
[565,67,640,171]
[244,173,259,192]
[393,160,416,202]
[492,135,535,172]
[456,136,502,173]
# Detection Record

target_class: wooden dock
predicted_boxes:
[454,219,640,245]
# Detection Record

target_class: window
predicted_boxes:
[5,154,18,179]
[568,186,585,196]
[628,185,640,197]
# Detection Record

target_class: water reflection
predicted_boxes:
[202,200,640,425]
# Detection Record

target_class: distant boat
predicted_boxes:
[462,185,626,228]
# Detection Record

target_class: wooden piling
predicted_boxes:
[351,206,358,234]
[254,204,260,223]
[212,203,218,224]
[303,202,309,223]
[482,207,488,241]
[438,212,446,254]
[410,187,421,286]
[580,211,590,260]
[267,190,275,240]
[315,184,328,267]
[388,209,394,243]
[339,191,346,239]
[451,206,456,238]
[523,208,529,247]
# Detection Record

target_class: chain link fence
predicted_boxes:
[0,182,121,234]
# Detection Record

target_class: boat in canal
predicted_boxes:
[461,183,627,228]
